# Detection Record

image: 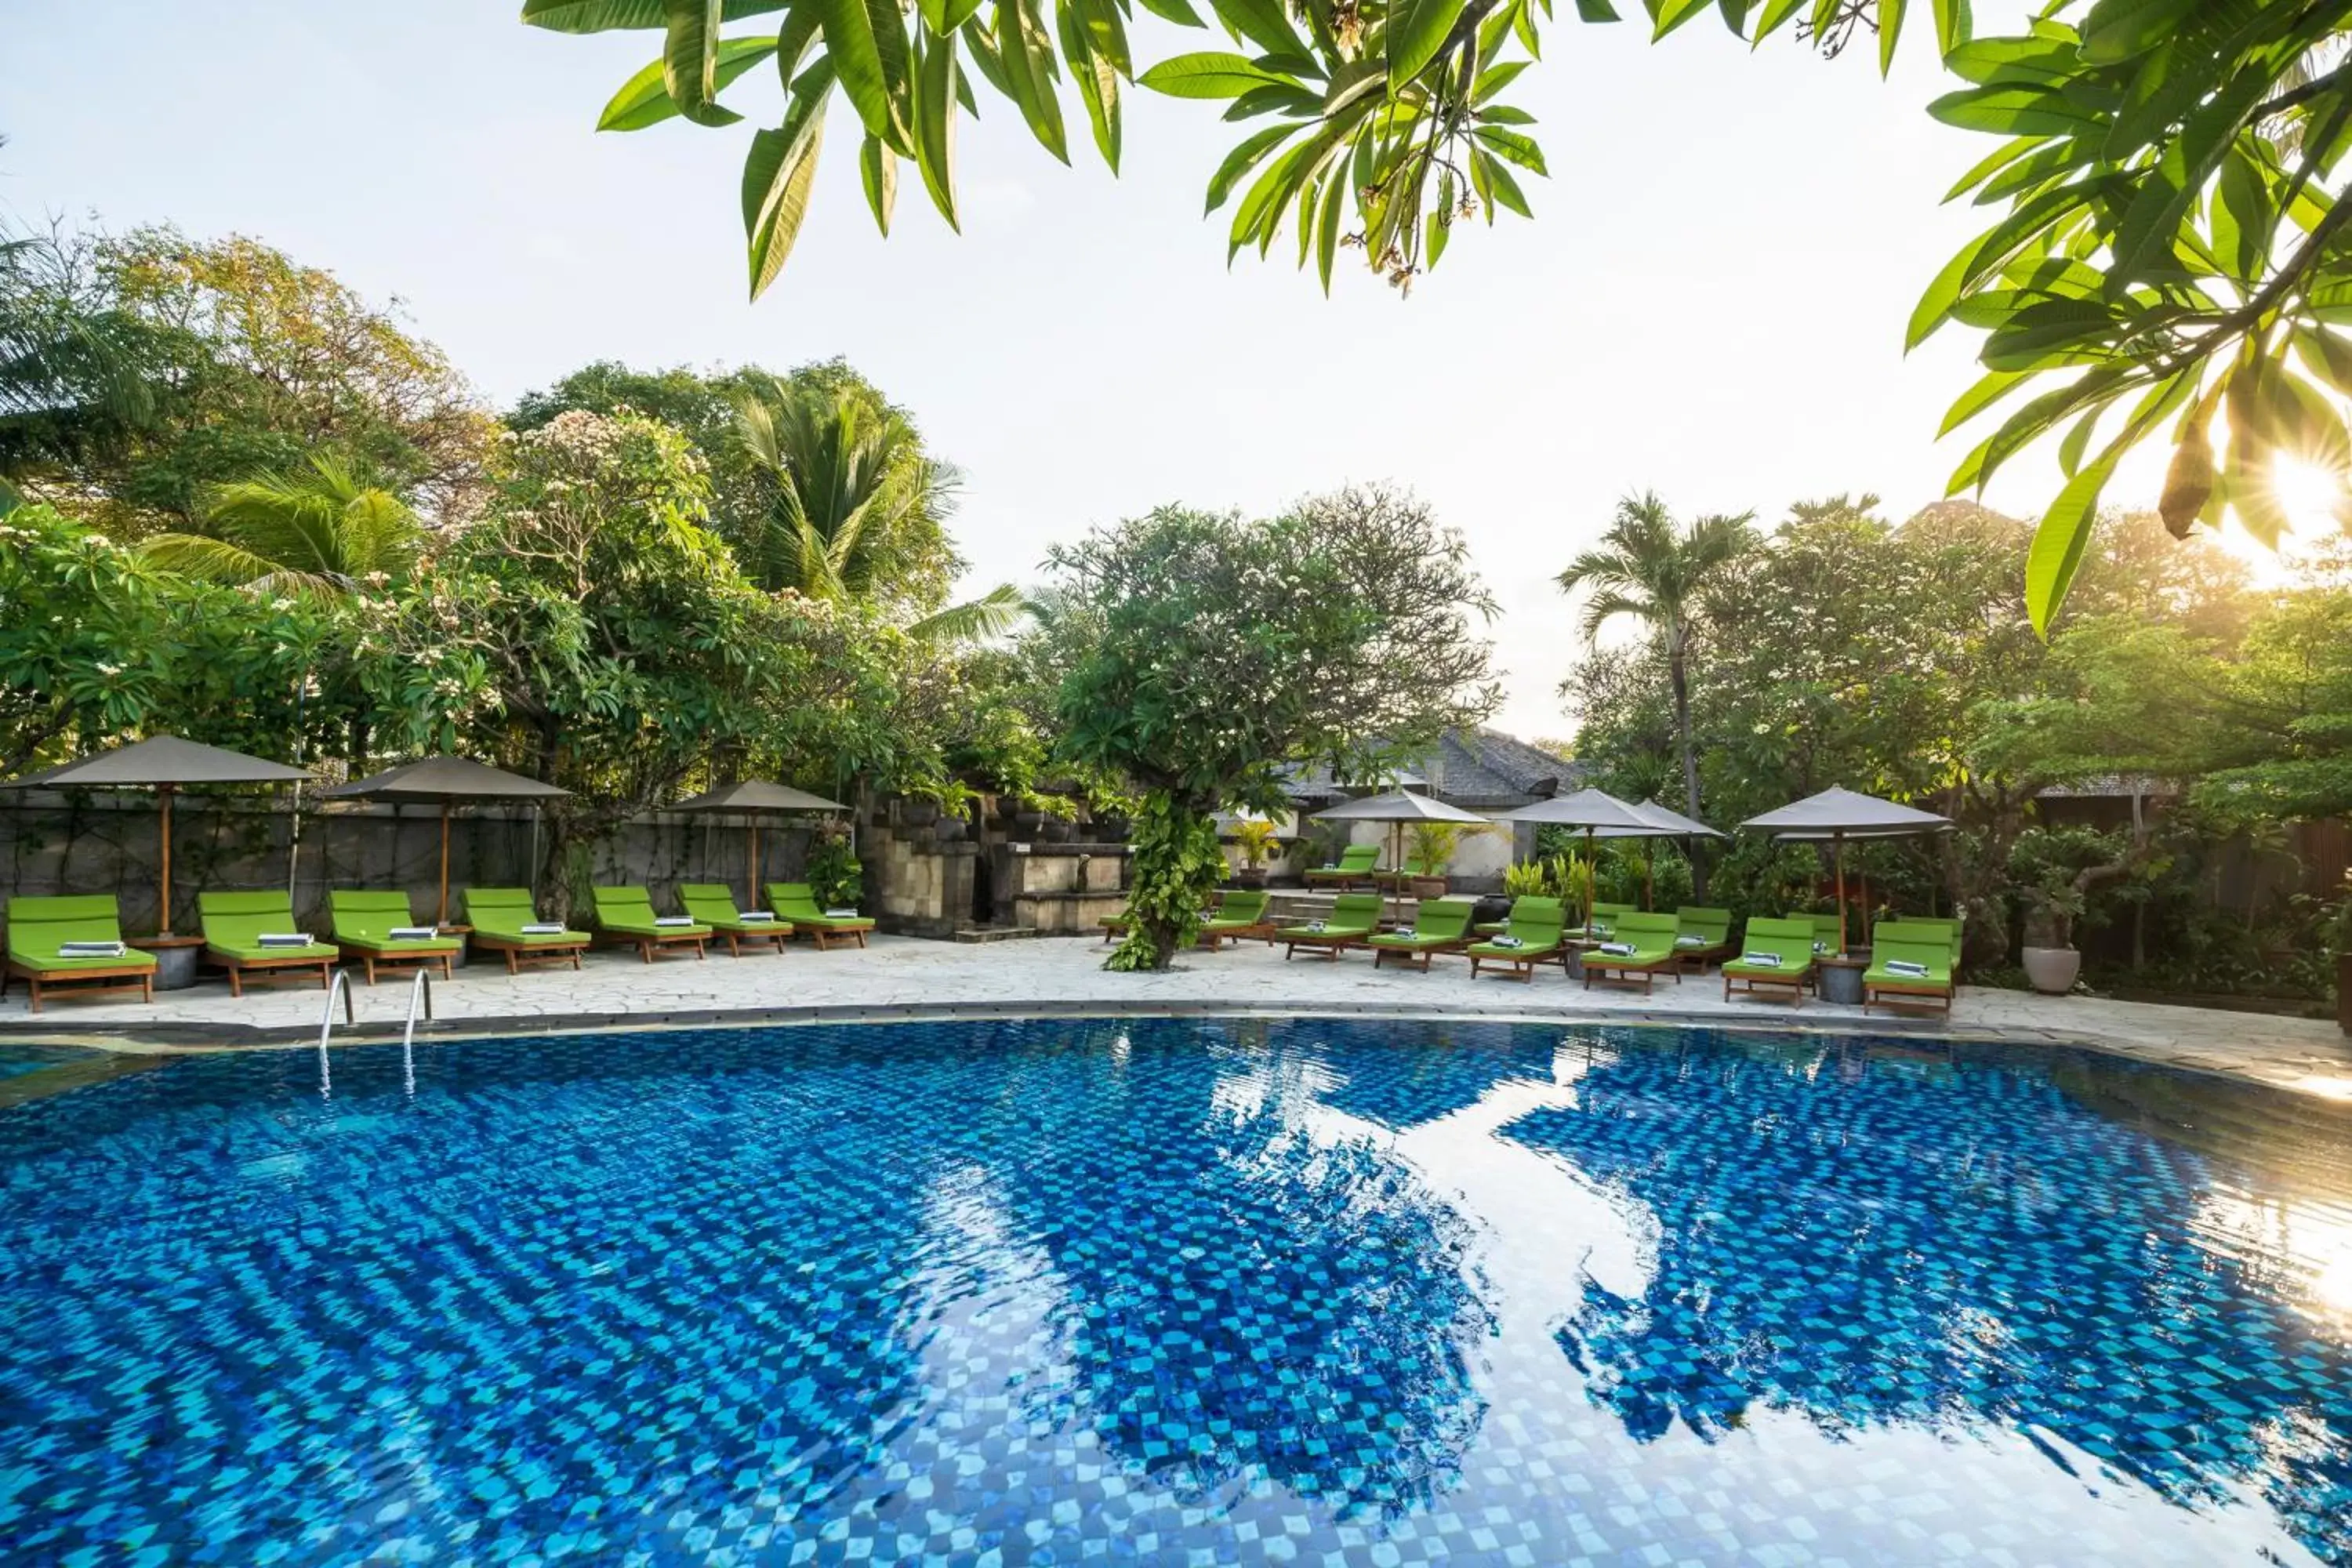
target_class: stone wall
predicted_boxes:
[0,789,818,933]
[862,804,978,938]
[993,841,1130,934]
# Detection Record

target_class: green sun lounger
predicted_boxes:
[764,883,875,949]
[1303,844,1380,891]
[2,895,156,1014]
[1200,887,1272,949]
[1570,900,1638,940]
[1787,911,1844,958]
[330,889,464,985]
[1671,906,1734,969]
[1863,929,1955,1015]
[1367,898,1477,971]
[1879,916,1962,971]
[1581,911,1684,993]
[461,887,591,974]
[1278,891,1382,960]
[1468,896,1568,981]
[198,891,337,996]
[1722,917,1819,1007]
[679,883,793,956]
[590,885,711,962]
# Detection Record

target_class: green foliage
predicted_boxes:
[2008,824,2132,949]
[18,229,495,535]
[1405,818,1479,875]
[0,220,172,501]
[0,505,357,773]
[804,818,866,907]
[1231,817,1281,868]
[1050,485,1497,967]
[138,456,424,600]
[1903,7,2352,627]
[1106,793,1225,971]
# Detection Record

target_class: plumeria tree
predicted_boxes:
[1047,485,1497,971]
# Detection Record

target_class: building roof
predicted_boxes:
[1276,729,1581,809]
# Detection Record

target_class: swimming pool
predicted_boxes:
[0,1018,2347,1566]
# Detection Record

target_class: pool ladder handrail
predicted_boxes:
[316,969,354,1099]
[402,967,434,1047]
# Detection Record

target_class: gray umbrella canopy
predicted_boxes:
[321,756,569,803]
[1741,787,1953,956]
[1740,786,1953,839]
[1312,789,1486,825]
[1634,799,1724,838]
[674,781,848,906]
[2,735,311,789]
[673,780,847,814]
[1501,787,1658,832]
[322,757,569,927]
[0,737,312,937]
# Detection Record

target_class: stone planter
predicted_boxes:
[898,799,941,828]
[1092,816,1133,843]
[2022,945,2082,996]
[1010,811,1047,840]
[1408,877,1450,900]
[932,816,968,844]
[1036,818,1076,844]
[1231,867,1270,890]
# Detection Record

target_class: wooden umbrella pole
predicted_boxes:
[1584,827,1596,935]
[1644,842,1654,913]
[438,800,452,928]
[158,784,175,938]
[748,818,761,909]
[1834,830,1848,957]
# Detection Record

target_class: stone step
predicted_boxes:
[951,925,1044,943]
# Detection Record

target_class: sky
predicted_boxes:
[0,0,2146,739]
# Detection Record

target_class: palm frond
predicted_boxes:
[905,582,1032,642]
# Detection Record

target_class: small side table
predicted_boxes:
[129,935,207,992]
[1817,953,1867,1006]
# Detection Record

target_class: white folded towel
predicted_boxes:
[653,916,695,927]
[520,923,565,935]
[256,933,313,948]
[58,940,126,957]
[1675,935,1704,946]
[1813,940,1830,954]
[1490,935,1523,949]
[739,911,775,922]
[822,908,860,919]
[1884,958,1929,978]
[1740,951,1781,967]
[1390,927,1417,938]
[389,926,438,941]
[1305,920,1326,933]
[1599,942,1635,957]
[1589,924,1612,938]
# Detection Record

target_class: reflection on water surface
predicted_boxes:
[0,1020,2345,1565]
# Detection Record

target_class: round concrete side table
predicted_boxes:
[129,935,206,992]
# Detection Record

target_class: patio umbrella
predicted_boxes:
[1740,786,1954,955]
[0,736,313,937]
[672,780,848,907]
[1501,788,1668,931]
[1312,789,1489,912]
[321,757,571,927]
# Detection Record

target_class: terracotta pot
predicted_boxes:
[2022,945,2081,996]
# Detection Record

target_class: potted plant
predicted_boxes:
[2009,826,2134,996]
[1230,818,1280,888]
[1405,821,1481,898]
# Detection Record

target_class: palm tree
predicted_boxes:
[733,377,1024,641]
[140,456,423,597]
[0,215,164,507]
[1558,492,1754,892]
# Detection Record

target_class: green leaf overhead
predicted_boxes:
[818,0,916,154]
[598,35,780,130]
[1387,0,1469,89]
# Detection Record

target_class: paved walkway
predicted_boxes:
[6,933,2350,1102]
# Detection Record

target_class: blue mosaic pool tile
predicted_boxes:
[0,1021,2346,1565]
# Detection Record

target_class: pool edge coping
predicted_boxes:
[5,996,2350,1113]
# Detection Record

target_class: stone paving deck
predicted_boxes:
[4,933,2349,1104]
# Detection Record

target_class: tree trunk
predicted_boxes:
[1109,789,1222,973]
[1668,626,1708,900]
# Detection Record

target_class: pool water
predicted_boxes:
[1,1019,2348,1566]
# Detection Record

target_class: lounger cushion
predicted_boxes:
[5,895,158,975]
[330,890,463,954]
